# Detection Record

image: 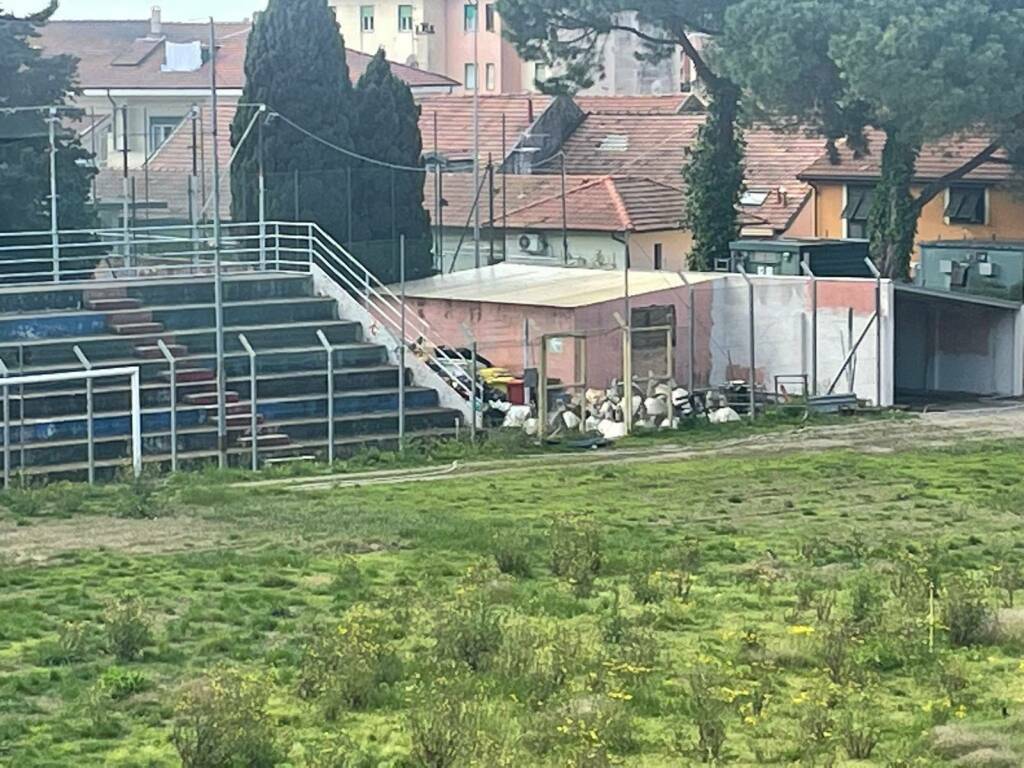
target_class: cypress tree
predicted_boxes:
[350,49,432,281]
[0,3,96,238]
[231,0,354,244]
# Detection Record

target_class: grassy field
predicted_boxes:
[2,436,1024,767]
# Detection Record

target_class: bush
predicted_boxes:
[103,593,153,662]
[492,535,532,579]
[98,666,149,700]
[297,604,402,717]
[839,707,880,759]
[849,571,884,627]
[407,678,479,768]
[549,513,602,598]
[494,617,583,706]
[628,556,666,605]
[434,598,504,672]
[678,663,728,763]
[57,621,89,664]
[944,575,995,648]
[171,667,279,768]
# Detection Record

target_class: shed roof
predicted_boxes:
[402,263,722,308]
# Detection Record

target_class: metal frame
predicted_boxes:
[72,345,95,484]
[801,261,818,396]
[537,332,587,440]
[238,333,258,471]
[157,339,178,472]
[316,329,335,465]
[0,366,143,486]
[736,266,757,420]
[678,273,696,394]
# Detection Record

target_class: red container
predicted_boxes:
[506,380,525,405]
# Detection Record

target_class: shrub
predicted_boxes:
[330,555,364,597]
[936,655,975,709]
[668,539,701,602]
[943,575,995,648]
[678,663,728,763]
[839,707,880,759]
[849,571,884,628]
[433,597,504,672]
[628,557,666,605]
[98,666,149,700]
[57,621,89,664]
[494,618,583,706]
[989,561,1024,609]
[297,605,402,717]
[549,513,602,598]
[103,593,153,662]
[407,678,479,768]
[492,534,532,578]
[171,667,279,768]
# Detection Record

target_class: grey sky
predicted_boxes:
[8,0,266,22]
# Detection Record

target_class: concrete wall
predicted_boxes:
[894,292,1023,396]
[708,275,894,405]
[333,0,428,69]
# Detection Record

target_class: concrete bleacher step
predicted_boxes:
[237,432,291,448]
[135,344,187,359]
[85,298,142,312]
[184,391,240,406]
[111,322,164,335]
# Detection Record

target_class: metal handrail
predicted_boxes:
[316,329,334,465]
[238,333,258,472]
[72,345,95,484]
[156,339,178,472]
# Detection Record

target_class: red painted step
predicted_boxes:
[109,310,154,326]
[85,298,142,312]
[169,368,215,383]
[111,322,164,335]
[226,412,265,429]
[238,432,290,448]
[135,344,187,359]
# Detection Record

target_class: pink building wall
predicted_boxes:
[443,0,524,93]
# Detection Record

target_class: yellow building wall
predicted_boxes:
[812,182,1024,257]
[631,229,695,271]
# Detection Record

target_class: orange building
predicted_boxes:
[799,130,1024,258]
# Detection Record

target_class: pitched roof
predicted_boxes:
[33,19,458,91]
[418,94,553,163]
[425,172,686,233]
[799,128,1013,184]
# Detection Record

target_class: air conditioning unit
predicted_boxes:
[416,22,435,34]
[518,232,548,255]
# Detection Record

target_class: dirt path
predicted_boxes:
[238,405,1024,493]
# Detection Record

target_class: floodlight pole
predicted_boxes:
[472,0,481,269]
[210,18,228,467]
[48,107,59,281]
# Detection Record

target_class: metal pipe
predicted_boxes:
[679,272,695,393]
[865,257,883,406]
[560,152,568,265]
[48,107,59,281]
[317,329,334,464]
[487,155,495,266]
[470,340,477,444]
[258,105,267,269]
[157,339,178,472]
[130,369,142,478]
[622,233,632,432]
[501,112,507,263]
[398,234,406,453]
[142,106,150,222]
[209,17,228,468]
[72,345,94,484]
[238,333,258,472]
[801,261,818,396]
[0,357,9,488]
[827,312,879,395]
[472,0,480,269]
[737,267,756,420]
[433,111,440,269]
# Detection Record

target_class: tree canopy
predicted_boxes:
[717,0,1024,277]
[498,0,744,269]
[230,0,355,244]
[349,49,432,281]
[0,1,96,237]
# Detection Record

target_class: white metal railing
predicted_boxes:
[0,220,475,405]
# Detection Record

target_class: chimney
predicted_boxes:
[777,185,788,207]
[150,6,162,37]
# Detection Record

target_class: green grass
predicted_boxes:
[2,439,1024,766]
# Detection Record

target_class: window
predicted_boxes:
[485,3,495,31]
[945,185,986,224]
[485,63,495,91]
[631,305,676,349]
[534,63,547,83]
[398,4,413,31]
[654,243,663,270]
[463,3,477,31]
[360,5,374,32]
[842,184,874,239]
[464,62,477,90]
[148,117,179,154]
[740,189,769,207]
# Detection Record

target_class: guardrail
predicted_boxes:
[0,221,475,409]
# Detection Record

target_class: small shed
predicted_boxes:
[728,238,872,277]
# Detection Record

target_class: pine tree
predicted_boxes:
[350,49,432,281]
[0,3,96,239]
[230,0,355,244]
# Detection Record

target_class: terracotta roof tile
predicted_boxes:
[799,128,1012,183]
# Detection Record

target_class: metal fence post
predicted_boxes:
[48,107,59,282]
[679,272,696,393]
[398,235,406,453]
[0,358,9,488]
[157,339,178,472]
[238,333,258,472]
[801,261,818,396]
[316,329,334,464]
[72,345,95,484]
[130,368,143,478]
[736,267,756,420]
[470,341,478,444]
[865,258,883,407]
[257,105,267,270]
